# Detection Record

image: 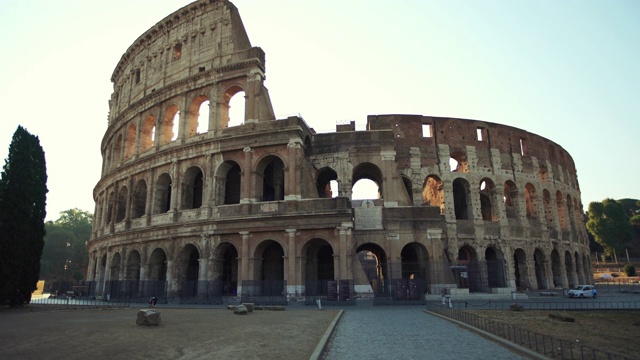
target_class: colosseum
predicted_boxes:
[87,0,591,304]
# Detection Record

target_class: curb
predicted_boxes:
[423,309,547,360]
[309,309,344,360]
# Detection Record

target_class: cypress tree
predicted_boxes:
[0,126,48,306]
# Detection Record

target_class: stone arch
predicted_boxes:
[567,194,576,232]
[124,123,137,158]
[352,162,383,200]
[513,248,530,290]
[256,155,285,202]
[132,179,147,219]
[113,133,123,165]
[106,190,115,225]
[186,95,210,136]
[422,175,444,213]
[148,248,168,281]
[182,166,204,209]
[110,252,122,281]
[140,114,156,152]
[455,245,480,291]
[153,173,172,214]
[215,242,239,296]
[99,254,107,289]
[503,180,519,219]
[254,240,285,281]
[316,167,338,198]
[525,183,538,219]
[565,250,576,288]
[356,243,388,294]
[550,249,562,288]
[302,238,335,296]
[479,178,498,221]
[126,250,141,280]
[221,85,245,128]
[401,175,413,204]
[449,149,468,172]
[485,247,506,288]
[116,185,128,223]
[534,248,548,289]
[400,242,430,292]
[177,243,200,298]
[160,104,180,145]
[215,160,242,205]
[453,178,472,220]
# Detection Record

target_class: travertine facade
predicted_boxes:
[87,0,591,301]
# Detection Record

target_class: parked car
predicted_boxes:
[567,285,597,298]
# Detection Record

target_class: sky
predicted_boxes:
[0,0,638,221]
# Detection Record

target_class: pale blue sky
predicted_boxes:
[0,0,638,220]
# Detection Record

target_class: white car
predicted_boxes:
[567,285,597,298]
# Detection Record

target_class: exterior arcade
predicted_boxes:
[87,0,591,303]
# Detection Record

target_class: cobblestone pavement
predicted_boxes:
[321,305,527,360]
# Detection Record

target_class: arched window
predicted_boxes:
[479,179,498,221]
[116,185,128,222]
[160,104,179,145]
[316,167,338,198]
[525,183,537,219]
[221,86,245,128]
[215,161,242,205]
[186,95,209,136]
[258,156,285,202]
[352,162,383,201]
[503,180,518,219]
[132,180,147,218]
[422,175,444,213]
[154,173,172,214]
[182,166,204,209]
[453,178,471,220]
[124,123,137,158]
[140,115,156,152]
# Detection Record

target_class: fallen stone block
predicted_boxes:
[234,304,248,315]
[241,303,254,312]
[136,309,161,326]
[227,305,237,310]
[509,303,524,312]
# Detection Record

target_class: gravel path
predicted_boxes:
[322,306,527,360]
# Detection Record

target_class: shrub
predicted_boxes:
[623,264,637,277]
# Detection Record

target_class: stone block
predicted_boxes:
[136,309,161,326]
[234,304,248,315]
[241,303,254,312]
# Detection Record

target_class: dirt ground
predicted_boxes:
[470,310,640,359]
[0,306,339,360]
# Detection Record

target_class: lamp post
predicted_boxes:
[63,241,71,295]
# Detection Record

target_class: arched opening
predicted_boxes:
[153,173,172,214]
[182,166,204,209]
[110,253,121,281]
[352,162,383,201]
[453,178,471,220]
[543,189,555,229]
[115,186,128,223]
[485,247,506,288]
[113,134,123,166]
[303,239,335,298]
[557,191,569,230]
[148,248,167,281]
[316,167,338,198]
[401,176,413,204]
[160,104,180,145]
[534,249,548,290]
[513,249,529,290]
[575,252,584,284]
[124,123,137,158]
[356,243,388,296]
[400,243,430,297]
[217,243,239,296]
[186,95,210,136]
[258,156,285,202]
[132,180,147,219]
[422,175,444,213]
[565,251,576,288]
[126,251,141,281]
[525,183,537,219]
[503,180,518,219]
[449,150,468,172]
[551,249,562,288]
[221,86,245,128]
[140,115,156,152]
[454,246,481,291]
[567,194,576,232]
[479,179,498,221]
[106,191,115,225]
[179,244,200,299]
[257,241,284,281]
[215,161,241,205]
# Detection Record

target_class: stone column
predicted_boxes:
[285,229,297,295]
[338,223,352,279]
[165,260,175,297]
[285,140,301,200]
[239,231,250,294]
[241,147,253,203]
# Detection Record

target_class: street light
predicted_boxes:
[63,241,71,295]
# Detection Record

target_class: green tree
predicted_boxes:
[0,126,48,306]
[586,199,632,258]
[40,209,92,281]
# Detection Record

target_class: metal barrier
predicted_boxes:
[304,279,356,306]
[452,300,640,310]
[240,280,287,305]
[425,302,636,360]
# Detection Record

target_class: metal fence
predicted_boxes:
[425,302,637,360]
[240,280,287,305]
[304,279,356,306]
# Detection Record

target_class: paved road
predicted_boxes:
[321,305,527,360]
